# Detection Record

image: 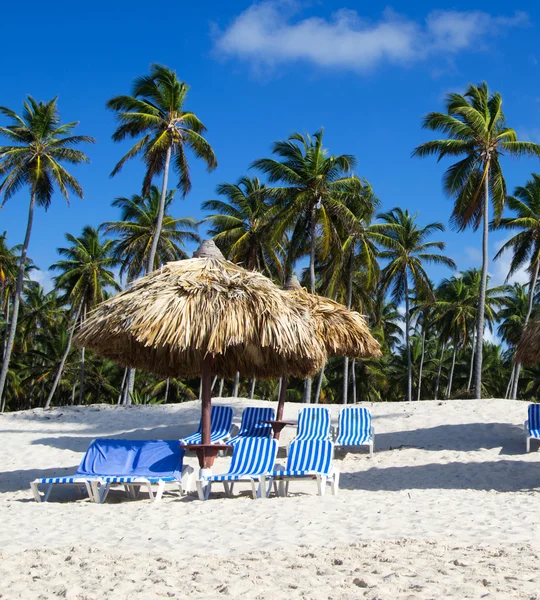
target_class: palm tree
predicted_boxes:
[107,63,217,274]
[378,208,456,402]
[253,130,359,402]
[497,283,530,397]
[45,226,120,408]
[435,276,478,398]
[494,173,540,398]
[0,96,94,410]
[202,176,283,278]
[413,82,540,399]
[252,130,358,293]
[322,180,382,404]
[102,185,200,282]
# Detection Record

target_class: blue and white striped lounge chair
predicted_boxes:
[180,405,233,445]
[292,407,332,442]
[30,439,193,504]
[335,407,374,457]
[270,439,339,497]
[196,437,278,500]
[525,404,540,452]
[227,407,275,446]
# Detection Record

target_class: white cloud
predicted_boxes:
[214,3,527,72]
[30,269,55,293]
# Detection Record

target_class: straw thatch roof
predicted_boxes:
[515,319,540,365]
[74,243,327,379]
[283,276,381,359]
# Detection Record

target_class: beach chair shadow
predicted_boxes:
[373,422,524,456]
[340,459,540,493]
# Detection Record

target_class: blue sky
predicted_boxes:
[2,0,540,298]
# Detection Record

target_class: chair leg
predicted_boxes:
[154,480,166,502]
[196,479,206,501]
[30,482,42,503]
[332,471,340,496]
[317,475,327,496]
[278,480,286,497]
[250,479,258,500]
[43,484,53,502]
[369,441,374,458]
[526,436,531,453]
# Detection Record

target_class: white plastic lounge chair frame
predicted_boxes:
[335,407,374,457]
[196,438,278,501]
[269,439,339,497]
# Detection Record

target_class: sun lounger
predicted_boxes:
[335,407,374,457]
[525,404,540,452]
[30,439,193,503]
[227,407,275,446]
[196,437,278,500]
[269,439,339,497]
[292,407,332,442]
[180,405,233,445]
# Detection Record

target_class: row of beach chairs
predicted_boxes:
[181,405,375,456]
[30,436,339,503]
[30,406,370,504]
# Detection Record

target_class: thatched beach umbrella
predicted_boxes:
[74,241,326,468]
[515,319,540,365]
[275,276,381,423]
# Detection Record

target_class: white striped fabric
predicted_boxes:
[335,407,373,445]
[180,405,233,444]
[272,440,333,477]
[528,404,540,438]
[206,437,278,482]
[293,407,332,441]
[228,407,275,446]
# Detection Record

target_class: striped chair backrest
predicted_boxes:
[238,407,275,436]
[339,407,371,436]
[295,407,331,441]
[195,405,233,435]
[227,437,278,476]
[529,404,540,431]
[287,440,334,474]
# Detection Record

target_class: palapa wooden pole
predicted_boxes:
[274,375,288,440]
[201,355,213,448]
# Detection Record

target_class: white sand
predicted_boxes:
[1,398,540,599]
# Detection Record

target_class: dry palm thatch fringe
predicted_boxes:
[515,318,540,365]
[283,275,382,359]
[74,252,327,380]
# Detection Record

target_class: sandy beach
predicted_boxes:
[1,398,540,599]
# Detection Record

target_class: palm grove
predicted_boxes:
[1,69,540,412]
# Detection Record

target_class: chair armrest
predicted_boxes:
[330,425,336,441]
[525,420,530,433]
[370,426,375,436]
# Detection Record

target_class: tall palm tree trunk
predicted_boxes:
[2,297,10,360]
[77,306,87,406]
[511,261,540,399]
[303,205,317,404]
[434,341,446,400]
[314,367,325,404]
[164,377,170,403]
[474,168,490,399]
[147,146,172,273]
[417,321,426,401]
[445,342,458,399]
[249,378,256,399]
[232,371,240,397]
[117,368,128,405]
[44,301,83,410]
[342,255,353,405]
[351,359,357,404]
[0,192,36,411]
[505,364,515,399]
[467,329,476,391]
[218,378,224,397]
[404,276,412,402]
